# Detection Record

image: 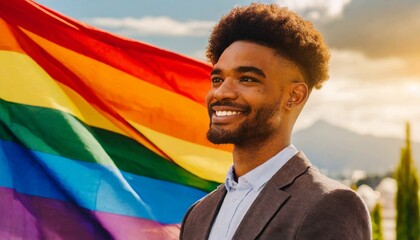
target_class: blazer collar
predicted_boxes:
[232,152,311,240]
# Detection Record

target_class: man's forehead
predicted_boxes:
[218,41,276,61]
[212,45,305,83]
[214,41,297,71]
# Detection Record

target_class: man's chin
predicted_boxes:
[207,137,233,145]
[206,129,239,145]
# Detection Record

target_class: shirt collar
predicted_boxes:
[225,144,298,192]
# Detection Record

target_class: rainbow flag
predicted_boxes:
[0,0,231,239]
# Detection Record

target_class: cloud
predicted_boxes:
[278,0,352,20]
[295,48,420,141]
[329,49,408,81]
[191,49,207,61]
[298,77,420,141]
[87,16,215,37]
[315,0,420,61]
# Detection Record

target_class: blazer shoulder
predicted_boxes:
[181,184,224,222]
[294,178,372,240]
[180,184,226,240]
[287,166,355,200]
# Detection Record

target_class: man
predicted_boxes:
[180,3,371,240]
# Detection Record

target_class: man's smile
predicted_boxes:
[215,110,243,117]
[210,105,248,124]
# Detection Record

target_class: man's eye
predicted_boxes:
[240,77,256,82]
[211,77,223,83]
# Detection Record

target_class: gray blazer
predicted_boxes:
[180,152,372,240]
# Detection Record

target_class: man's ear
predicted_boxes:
[285,82,308,110]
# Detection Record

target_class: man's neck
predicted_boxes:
[232,134,290,178]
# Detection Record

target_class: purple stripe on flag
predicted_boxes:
[0,187,111,239]
[0,187,180,240]
[93,212,180,239]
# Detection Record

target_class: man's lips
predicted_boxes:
[214,110,243,117]
[212,106,245,116]
[209,103,248,123]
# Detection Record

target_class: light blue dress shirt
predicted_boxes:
[208,145,298,240]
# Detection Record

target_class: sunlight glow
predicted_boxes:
[405,83,420,95]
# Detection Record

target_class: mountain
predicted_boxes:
[292,120,420,175]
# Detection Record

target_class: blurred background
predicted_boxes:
[34,1,420,239]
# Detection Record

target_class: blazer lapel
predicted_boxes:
[194,185,227,240]
[232,152,311,240]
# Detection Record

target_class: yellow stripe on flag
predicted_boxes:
[130,122,231,182]
[0,50,165,156]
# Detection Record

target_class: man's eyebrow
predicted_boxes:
[235,66,266,78]
[210,68,222,75]
[210,66,267,78]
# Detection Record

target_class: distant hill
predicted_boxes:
[292,120,420,175]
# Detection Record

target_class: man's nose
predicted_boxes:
[213,79,238,101]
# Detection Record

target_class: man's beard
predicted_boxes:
[206,100,281,146]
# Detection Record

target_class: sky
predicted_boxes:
[35,0,420,141]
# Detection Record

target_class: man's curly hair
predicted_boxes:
[206,3,330,89]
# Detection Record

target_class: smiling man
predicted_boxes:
[180,3,371,240]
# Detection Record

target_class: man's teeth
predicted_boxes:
[215,111,242,117]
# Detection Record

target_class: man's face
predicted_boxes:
[206,41,302,145]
